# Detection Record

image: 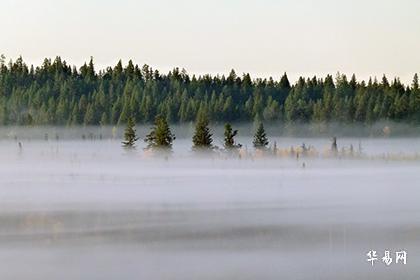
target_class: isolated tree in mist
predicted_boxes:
[223,123,241,150]
[331,137,338,154]
[122,117,138,149]
[192,113,213,150]
[253,122,269,149]
[144,115,175,150]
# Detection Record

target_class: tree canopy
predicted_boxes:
[122,117,138,149]
[253,123,269,149]
[0,56,419,126]
[192,113,213,150]
[144,115,175,150]
[224,123,241,150]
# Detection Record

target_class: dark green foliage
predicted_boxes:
[144,115,175,150]
[192,113,213,150]
[0,56,419,125]
[253,122,269,149]
[122,117,138,149]
[224,123,241,149]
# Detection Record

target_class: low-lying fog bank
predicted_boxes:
[1,122,420,141]
[0,138,419,279]
[1,135,420,160]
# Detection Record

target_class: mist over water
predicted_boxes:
[0,125,419,279]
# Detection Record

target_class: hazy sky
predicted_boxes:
[2,0,420,83]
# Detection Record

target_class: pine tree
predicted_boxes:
[192,113,213,150]
[144,115,175,150]
[122,117,138,149]
[253,122,269,149]
[223,123,241,150]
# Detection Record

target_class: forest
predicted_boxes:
[0,55,419,126]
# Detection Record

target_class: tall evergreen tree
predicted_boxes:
[144,115,175,150]
[192,113,213,150]
[122,117,138,149]
[253,122,269,149]
[223,123,241,150]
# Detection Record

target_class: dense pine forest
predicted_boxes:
[0,56,419,126]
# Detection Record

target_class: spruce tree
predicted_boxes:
[253,122,269,149]
[192,113,213,150]
[122,117,138,149]
[223,123,241,150]
[144,115,175,150]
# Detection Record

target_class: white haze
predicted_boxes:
[0,126,419,279]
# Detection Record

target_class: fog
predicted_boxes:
[0,126,419,279]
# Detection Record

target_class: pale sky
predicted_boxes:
[2,0,420,83]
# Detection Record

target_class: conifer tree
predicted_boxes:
[253,122,269,149]
[331,137,338,153]
[0,56,419,126]
[223,123,241,150]
[192,113,213,150]
[122,117,138,149]
[144,115,175,150]
[413,73,419,90]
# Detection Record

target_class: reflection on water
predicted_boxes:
[0,138,419,280]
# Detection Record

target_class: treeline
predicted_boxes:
[0,56,419,126]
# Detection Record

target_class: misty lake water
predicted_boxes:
[0,126,419,280]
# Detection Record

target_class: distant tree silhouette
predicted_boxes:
[144,115,175,151]
[192,113,213,150]
[223,123,241,150]
[253,123,269,149]
[122,117,138,149]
